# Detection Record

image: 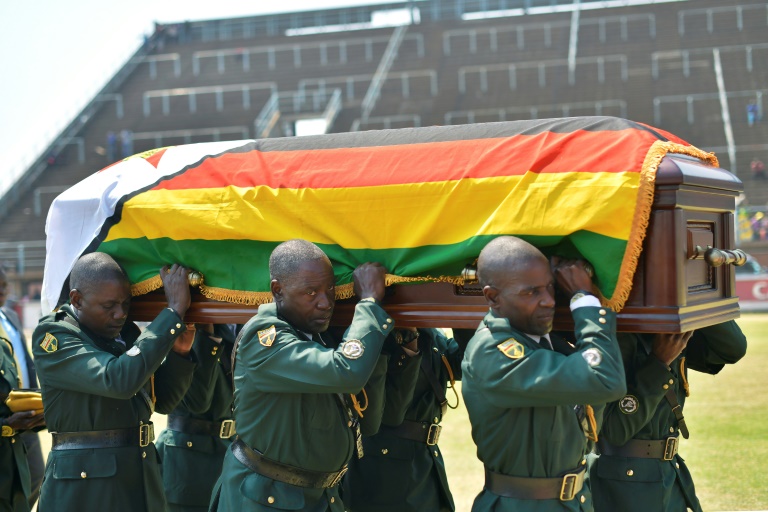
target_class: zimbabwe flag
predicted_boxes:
[42,117,717,312]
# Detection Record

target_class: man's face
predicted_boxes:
[70,277,131,339]
[272,258,335,334]
[0,271,7,307]
[484,258,556,336]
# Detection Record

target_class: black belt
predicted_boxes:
[231,437,347,488]
[167,415,236,439]
[484,466,586,501]
[380,420,442,446]
[51,423,155,450]
[599,437,679,461]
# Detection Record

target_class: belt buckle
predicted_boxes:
[559,473,578,501]
[139,424,152,448]
[426,424,442,446]
[329,466,348,487]
[219,420,236,439]
[663,437,678,461]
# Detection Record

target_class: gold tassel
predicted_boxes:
[130,275,164,296]
[585,404,598,443]
[350,388,368,418]
[679,357,690,397]
[441,355,460,410]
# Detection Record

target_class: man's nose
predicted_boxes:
[316,290,333,310]
[540,290,556,308]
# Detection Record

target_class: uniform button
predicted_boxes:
[669,379,674,385]
[434,450,439,457]
[211,350,217,355]
[401,354,406,360]
[176,323,182,329]
[669,427,675,433]
[581,459,587,466]
[382,324,388,330]
[381,449,388,455]
[81,471,87,479]
[433,347,439,352]
[675,463,680,469]
[348,421,352,427]
[580,495,586,504]
[386,318,392,323]
[10,438,15,444]
[170,329,176,335]
[663,384,669,390]
[626,469,634,476]
[598,318,607,324]
[142,451,147,459]
[330,497,335,504]
[397,362,403,366]
[268,496,275,504]
[187,441,193,447]
[0,370,4,375]
[599,309,606,315]
[433,417,439,423]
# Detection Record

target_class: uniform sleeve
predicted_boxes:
[33,309,185,400]
[379,347,421,427]
[238,302,392,394]
[466,308,626,408]
[178,330,225,414]
[599,333,674,446]
[684,320,748,375]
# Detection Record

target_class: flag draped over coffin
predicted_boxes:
[42,117,718,313]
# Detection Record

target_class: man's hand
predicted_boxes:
[551,257,593,297]
[160,264,191,318]
[652,331,694,366]
[4,410,46,431]
[171,323,196,356]
[353,262,387,302]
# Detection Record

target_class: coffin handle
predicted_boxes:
[702,247,747,267]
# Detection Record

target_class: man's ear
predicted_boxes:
[69,289,83,309]
[270,279,282,303]
[482,285,499,309]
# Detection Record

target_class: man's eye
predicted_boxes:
[307,290,316,296]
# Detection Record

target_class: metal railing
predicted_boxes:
[142,82,277,116]
[131,126,250,148]
[0,240,47,276]
[678,3,768,36]
[653,89,767,126]
[652,43,768,79]
[351,114,421,132]
[361,25,409,121]
[444,99,627,124]
[254,88,343,138]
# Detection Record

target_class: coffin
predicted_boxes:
[42,118,744,333]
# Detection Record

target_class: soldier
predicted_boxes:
[210,239,394,512]
[343,327,469,512]
[461,236,626,511]
[589,321,747,512]
[0,267,45,511]
[156,324,237,511]
[33,253,197,512]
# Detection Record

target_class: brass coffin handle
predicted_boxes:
[187,270,204,287]
[702,248,747,268]
[462,265,478,283]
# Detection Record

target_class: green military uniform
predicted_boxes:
[462,307,626,511]
[0,331,32,512]
[33,304,196,512]
[211,300,392,512]
[343,328,464,512]
[156,325,236,511]
[589,320,747,512]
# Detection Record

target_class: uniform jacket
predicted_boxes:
[156,325,236,511]
[344,328,464,512]
[33,305,196,512]
[1,307,36,387]
[0,328,32,512]
[212,301,392,512]
[589,320,747,512]
[461,307,626,512]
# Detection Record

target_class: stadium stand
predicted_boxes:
[2,0,768,301]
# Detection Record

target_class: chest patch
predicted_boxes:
[340,339,365,359]
[40,333,58,353]
[497,338,525,359]
[619,395,639,414]
[258,325,277,347]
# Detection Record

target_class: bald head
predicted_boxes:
[477,236,547,288]
[70,252,129,295]
[269,239,331,284]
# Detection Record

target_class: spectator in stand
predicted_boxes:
[747,102,759,127]
[107,131,117,162]
[751,157,766,180]
[120,130,134,159]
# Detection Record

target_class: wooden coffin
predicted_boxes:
[129,153,744,333]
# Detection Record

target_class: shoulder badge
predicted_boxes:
[582,348,602,367]
[339,339,365,359]
[40,333,58,353]
[619,395,639,414]
[126,345,141,357]
[497,338,525,359]
[258,325,277,347]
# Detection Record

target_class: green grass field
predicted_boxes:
[32,314,768,511]
[439,314,768,511]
